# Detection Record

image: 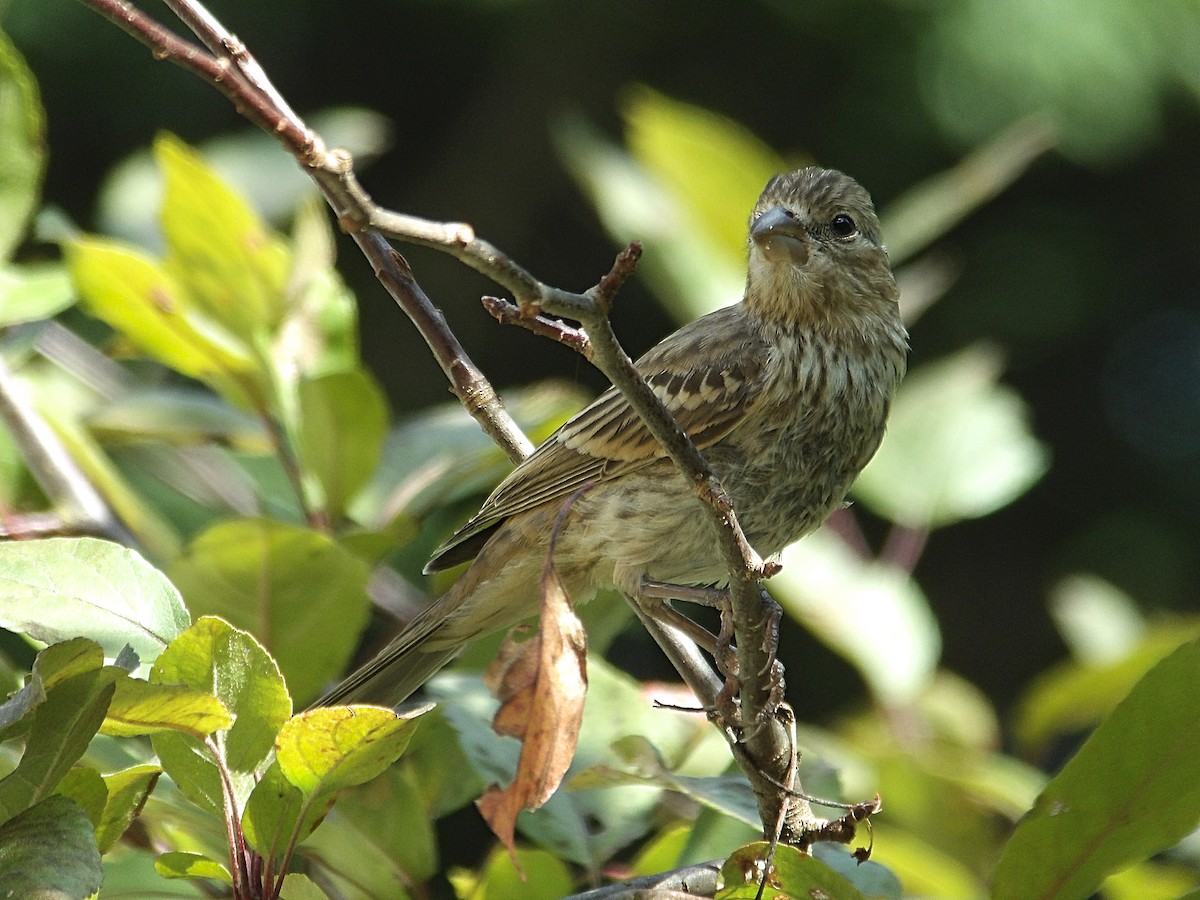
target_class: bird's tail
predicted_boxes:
[311,523,548,708]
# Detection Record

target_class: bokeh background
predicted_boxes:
[8,0,1200,721]
[4,0,1200,889]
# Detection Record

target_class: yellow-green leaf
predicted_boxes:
[157,132,290,340]
[276,705,427,799]
[65,236,258,394]
[102,677,232,738]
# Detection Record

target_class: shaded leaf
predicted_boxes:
[168,518,371,705]
[154,850,233,884]
[0,262,74,326]
[1014,626,1200,754]
[773,529,941,704]
[296,370,388,520]
[241,758,334,855]
[279,873,332,900]
[86,386,268,451]
[95,764,160,852]
[54,766,107,829]
[0,660,119,821]
[0,537,190,661]
[477,564,588,864]
[992,637,1200,899]
[150,616,290,816]
[717,843,866,899]
[0,795,101,898]
[854,346,1049,528]
[0,30,45,261]
[880,116,1055,266]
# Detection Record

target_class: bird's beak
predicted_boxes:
[750,207,809,266]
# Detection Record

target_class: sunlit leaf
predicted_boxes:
[0,537,190,661]
[0,30,45,261]
[150,616,290,816]
[275,705,426,798]
[622,85,786,263]
[854,346,1049,528]
[157,132,290,340]
[65,236,260,404]
[0,795,101,898]
[168,518,371,705]
[992,637,1200,899]
[449,845,574,900]
[102,677,232,738]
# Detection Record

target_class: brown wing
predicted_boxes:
[424,305,767,572]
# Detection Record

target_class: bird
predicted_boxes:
[317,166,909,708]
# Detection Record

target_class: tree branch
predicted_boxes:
[73,0,804,845]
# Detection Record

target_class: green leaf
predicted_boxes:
[0,795,101,898]
[150,616,290,816]
[279,873,332,900]
[879,117,1055,267]
[102,677,232,738]
[0,262,74,325]
[327,765,440,882]
[275,705,426,798]
[157,132,290,340]
[449,845,574,900]
[296,370,388,520]
[241,759,334,856]
[431,660,723,870]
[54,766,107,829]
[622,86,786,264]
[773,529,941,704]
[991,637,1200,900]
[0,537,190,661]
[33,637,105,690]
[86,386,268,451]
[95,764,160,852]
[154,850,233,884]
[1014,627,1200,754]
[65,235,260,402]
[717,843,865,899]
[854,346,1049,528]
[0,663,118,821]
[0,29,46,261]
[168,518,371,705]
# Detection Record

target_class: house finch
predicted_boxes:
[319,167,908,707]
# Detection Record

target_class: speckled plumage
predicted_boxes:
[318,167,909,707]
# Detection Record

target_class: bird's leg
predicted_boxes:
[638,578,740,678]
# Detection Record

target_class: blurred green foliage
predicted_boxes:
[2,2,1200,898]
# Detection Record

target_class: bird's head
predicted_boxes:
[745,167,899,330]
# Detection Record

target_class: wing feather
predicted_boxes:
[424,305,768,572]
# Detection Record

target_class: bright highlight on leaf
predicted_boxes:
[0,537,190,662]
[276,705,426,798]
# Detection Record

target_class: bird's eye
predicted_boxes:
[831,214,857,238]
